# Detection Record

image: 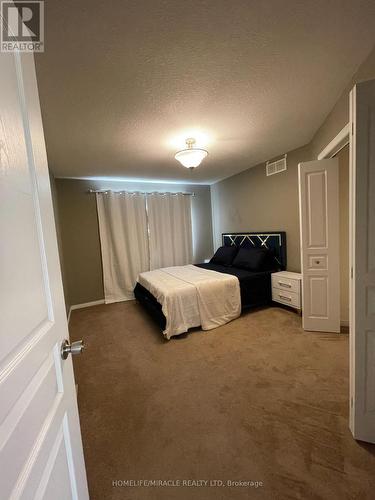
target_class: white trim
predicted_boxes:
[317,126,351,332]
[317,123,350,160]
[67,300,105,324]
[70,299,105,310]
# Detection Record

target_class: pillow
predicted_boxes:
[232,247,270,271]
[210,245,239,266]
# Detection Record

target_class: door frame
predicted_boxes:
[316,123,351,329]
[317,123,350,160]
[317,122,351,328]
[317,122,354,428]
[316,119,356,439]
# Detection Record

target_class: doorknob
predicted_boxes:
[61,339,85,360]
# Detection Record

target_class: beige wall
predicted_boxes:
[53,44,375,317]
[49,170,70,313]
[310,45,375,156]
[211,144,312,272]
[211,143,350,323]
[307,46,375,321]
[55,178,213,306]
[210,44,375,323]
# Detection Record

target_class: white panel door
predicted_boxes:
[0,50,89,499]
[298,158,340,332]
[349,80,375,443]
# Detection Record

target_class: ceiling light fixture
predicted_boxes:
[174,138,208,169]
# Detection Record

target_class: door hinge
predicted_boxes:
[351,267,353,279]
[351,397,353,408]
[351,122,354,135]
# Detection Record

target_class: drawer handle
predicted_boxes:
[279,294,292,301]
[278,281,291,288]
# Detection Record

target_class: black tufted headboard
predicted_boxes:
[222,231,287,271]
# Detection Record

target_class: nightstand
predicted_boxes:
[271,271,302,311]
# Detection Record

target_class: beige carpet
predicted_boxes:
[70,302,375,500]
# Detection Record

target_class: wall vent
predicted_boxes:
[266,155,287,176]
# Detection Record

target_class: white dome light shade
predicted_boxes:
[174,138,208,169]
[175,148,208,168]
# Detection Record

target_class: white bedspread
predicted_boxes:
[138,265,241,339]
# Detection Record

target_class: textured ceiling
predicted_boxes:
[35,0,375,184]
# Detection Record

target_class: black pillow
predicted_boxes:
[210,246,239,266]
[232,247,270,271]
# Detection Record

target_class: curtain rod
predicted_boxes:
[88,189,195,196]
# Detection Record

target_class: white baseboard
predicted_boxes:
[68,299,105,324]
[70,299,105,310]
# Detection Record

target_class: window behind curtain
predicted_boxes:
[96,192,149,302]
[147,193,193,270]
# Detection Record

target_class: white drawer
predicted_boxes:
[271,274,300,294]
[272,288,300,309]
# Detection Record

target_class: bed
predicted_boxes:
[134,231,287,338]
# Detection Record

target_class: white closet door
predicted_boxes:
[349,80,375,443]
[298,158,340,332]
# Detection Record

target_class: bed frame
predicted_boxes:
[134,231,287,333]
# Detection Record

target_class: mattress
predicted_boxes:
[134,263,275,334]
[195,263,275,309]
[137,265,241,339]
